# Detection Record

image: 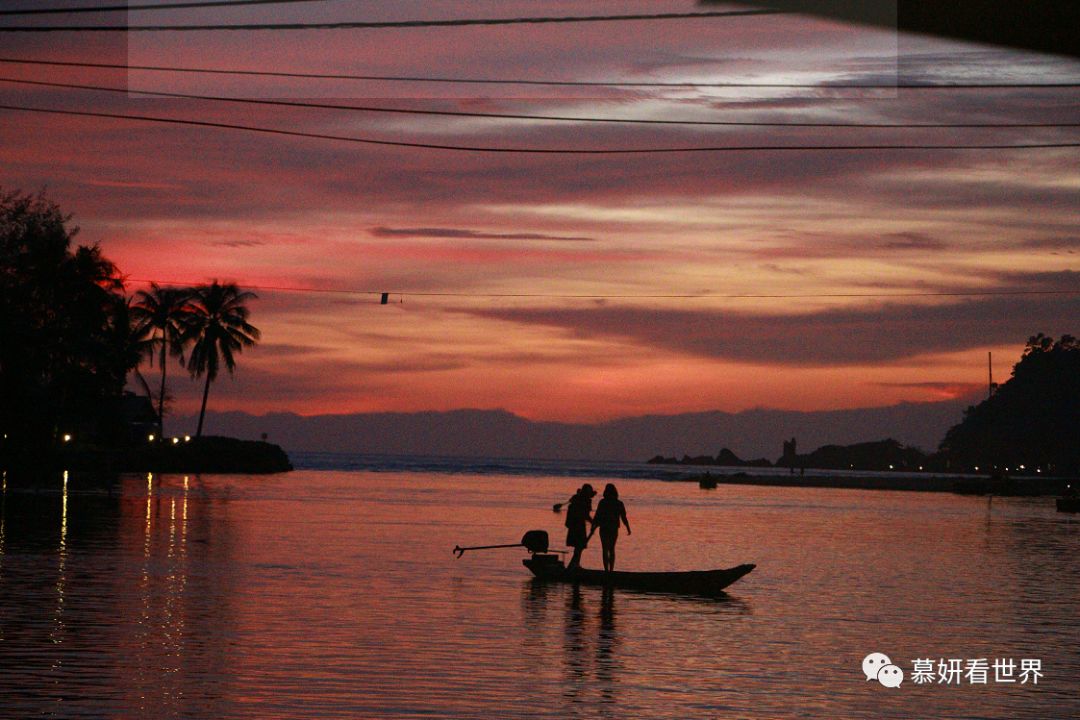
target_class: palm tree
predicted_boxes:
[131,284,192,439]
[109,296,156,400]
[185,281,260,438]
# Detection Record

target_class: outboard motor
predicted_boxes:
[520,530,549,554]
[453,529,556,558]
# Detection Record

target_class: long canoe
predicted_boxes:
[523,555,755,595]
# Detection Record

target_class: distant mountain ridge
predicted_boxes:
[170,396,974,462]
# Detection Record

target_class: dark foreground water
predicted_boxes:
[1,469,1077,719]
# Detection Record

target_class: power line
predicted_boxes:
[124,278,1080,301]
[7,76,1077,129]
[0,8,782,31]
[4,103,1079,153]
[0,0,331,15]
[3,56,1077,90]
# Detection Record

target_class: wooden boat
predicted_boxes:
[523,554,755,595]
[1057,497,1080,513]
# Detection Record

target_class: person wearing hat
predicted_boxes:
[564,483,596,570]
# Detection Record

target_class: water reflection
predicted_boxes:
[525,577,753,711]
[596,587,619,703]
[1,471,1078,718]
[0,471,238,717]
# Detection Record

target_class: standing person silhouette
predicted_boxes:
[565,484,596,570]
[589,483,631,572]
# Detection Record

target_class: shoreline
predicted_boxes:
[676,470,1067,496]
[1,436,292,477]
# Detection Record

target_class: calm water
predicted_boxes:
[1,469,1077,718]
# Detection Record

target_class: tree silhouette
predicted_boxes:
[185,281,260,438]
[110,295,157,401]
[1,188,132,455]
[132,283,193,439]
[940,334,1080,474]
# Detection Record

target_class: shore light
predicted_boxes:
[148,434,155,442]
[172,437,180,445]
[62,434,72,443]
[184,435,191,442]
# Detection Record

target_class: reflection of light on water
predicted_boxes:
[143,473,153,619]
[178,476,190,655]
[61,471,68,549]
[169,498,176,550]
[145,473,153,538]
[51,471,69,655]
[0,471,6,566]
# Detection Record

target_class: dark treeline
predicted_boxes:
[650,334,1079,478]
[941,334,1079,476]
[0,188,260,469]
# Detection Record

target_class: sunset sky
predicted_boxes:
[2,1,1077,422]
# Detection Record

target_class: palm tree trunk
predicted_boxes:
[196,371,212,438]
[157,338,167,440]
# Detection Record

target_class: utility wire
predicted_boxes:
[0,8,782,31]
[4,103,1079,153]
[5,76,1078,129]
[124,278,1080,301]
[3,57,1077,90]
[0,0,332,15]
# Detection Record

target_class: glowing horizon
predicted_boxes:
[2,0,1077,422]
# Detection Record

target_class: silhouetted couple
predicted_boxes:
[565,483,631,572]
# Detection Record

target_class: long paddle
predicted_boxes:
[453,541,524,558]
[552,496,574,512]
[454,530,557,558]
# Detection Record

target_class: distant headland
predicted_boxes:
[647,334,1079,494]
[53,436,293,475]
[648,438,929,472]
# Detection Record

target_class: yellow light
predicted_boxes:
[172,437,179,445]
[184,435,191,442]
[62,434,72,443]
[148,434,155,442]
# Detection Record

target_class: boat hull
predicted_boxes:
[523,555,755,595]
[1057,498,1080,513]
